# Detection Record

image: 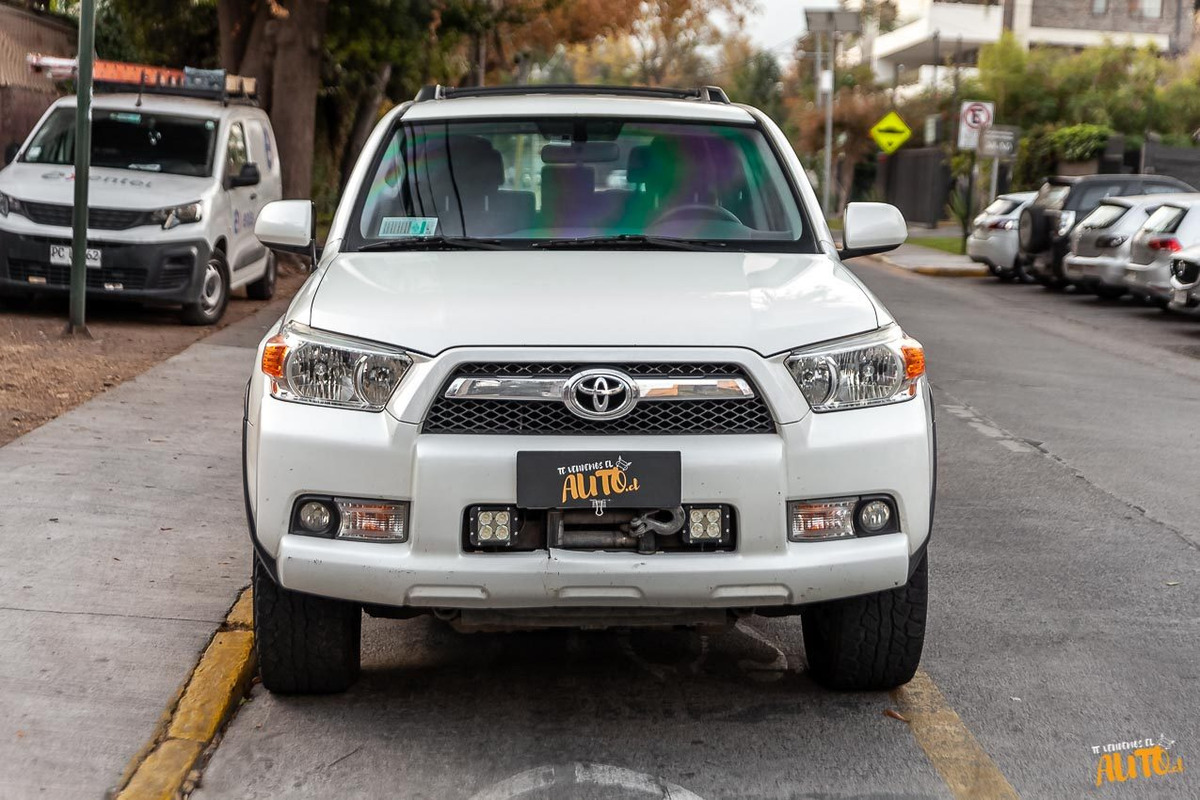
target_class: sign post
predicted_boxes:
[980,124,1022,201]
[67,0,96,336]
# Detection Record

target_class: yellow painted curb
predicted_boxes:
[114,588,256,800]
[893,670,1020,800]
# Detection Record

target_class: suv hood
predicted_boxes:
[0,163,211,210]
[306,251,884,355]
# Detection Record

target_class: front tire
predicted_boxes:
[253,558,362,694]
[802,553,927,691]
[181,251,230,325]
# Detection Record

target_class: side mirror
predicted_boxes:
[838,202,908,260]
[3,143,18,166]
[255,199,316,265]
[228,162,261,188]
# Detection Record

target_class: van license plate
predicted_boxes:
[50,245,101,269]
[517,451,681,509]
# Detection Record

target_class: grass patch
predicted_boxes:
[912,236,965,255]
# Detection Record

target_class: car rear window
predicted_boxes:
[1035,183,1071,210]
[1072,183,1127,211]
[1078,203,1127,230]
[1143,205,1186,234]
[983,198,1019,216]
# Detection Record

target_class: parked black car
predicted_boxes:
[1019,174,1195,289]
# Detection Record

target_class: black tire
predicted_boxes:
[996,270,1017,283]
[181,251,230,325]
[245,252,277,301]
[1095,285,1126,301]
[1018,207,1048,252]
[253,558,362,694]
[802,554,927,691]
[1041,278,1069,291]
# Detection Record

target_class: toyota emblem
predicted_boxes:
[563,369,637,420]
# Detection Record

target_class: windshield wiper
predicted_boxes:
[358,236,507,252]
[531,234,725,252]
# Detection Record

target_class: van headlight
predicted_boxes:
[0,191,21,217]
[150,202,202,229]
[260,322,413,411]
[785,325,925,412]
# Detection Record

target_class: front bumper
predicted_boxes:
[1063,254,1127,289]
[0,228,209,304]
[1168,278,1200,314]
[245,348,935,611]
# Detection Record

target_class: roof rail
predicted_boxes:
[413,83,731,104]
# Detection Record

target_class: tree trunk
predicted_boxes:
[339,63,391,192]
[271,0,329,198]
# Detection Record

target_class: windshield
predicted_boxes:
[349,117,809,251]
[21,107,218,177]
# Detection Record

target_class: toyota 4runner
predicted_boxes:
[244,85,933,694]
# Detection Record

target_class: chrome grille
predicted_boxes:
[423,362,776,435]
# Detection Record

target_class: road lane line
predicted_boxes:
[113,587,255,800]
[893,670,1021,800]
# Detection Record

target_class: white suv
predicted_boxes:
[244,85,932,694]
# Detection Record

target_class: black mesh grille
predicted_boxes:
[423,362,776,435]
[9,259,148,290]
[22,202,149,231]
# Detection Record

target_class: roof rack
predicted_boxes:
[414,84,731,104]
[27,54,258,105]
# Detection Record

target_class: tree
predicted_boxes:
[630,0,754,86]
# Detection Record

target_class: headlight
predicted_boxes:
[150,202,202,229]
[0,191,20,217]
[1056,210,1076,238]
[784,325,925,412]
[260,322,413,411]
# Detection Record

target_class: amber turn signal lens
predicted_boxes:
[261,334,287,379]
[901,339,925,380]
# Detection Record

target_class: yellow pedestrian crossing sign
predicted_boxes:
[870,111,912,155]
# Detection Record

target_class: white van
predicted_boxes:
[0,86,282,324]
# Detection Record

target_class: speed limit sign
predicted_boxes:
[958,101,994,151]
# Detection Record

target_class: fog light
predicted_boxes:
[857,499,892,533]
[788,498,856,541]
[298,501,333,534]
[470,505,518,547]
[334,499,408,542]
[682,505,730,544]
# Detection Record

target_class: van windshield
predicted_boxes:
[21,108,218,177]
[349,117,809,252]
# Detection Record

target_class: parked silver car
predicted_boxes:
[1124,195,1200,306]
[1168,244,1200,314]
[1063,194,1182,300]
[968,192,1036,280]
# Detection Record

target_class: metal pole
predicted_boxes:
[814,35,822,111]
[67,0,95,336]
[823,32,834,217]
[989,157,999,202]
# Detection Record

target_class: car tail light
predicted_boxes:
[1148,237,1182,253]
[987,219,1014,231]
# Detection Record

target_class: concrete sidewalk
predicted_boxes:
[879,242,988,277]
[0,302,285,797]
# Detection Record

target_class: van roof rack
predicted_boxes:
[27,54,258,106]
[414,84,731,104]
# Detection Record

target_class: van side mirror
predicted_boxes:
[255,199,317,266]
[3,143,18,166]
[838,202,908,260]
[229,162,261,188]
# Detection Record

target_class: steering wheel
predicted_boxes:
[653,204,742,226]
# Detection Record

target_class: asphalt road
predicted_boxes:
[193,263,1200,800]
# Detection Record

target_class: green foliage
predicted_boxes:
[727,50,783,123]
[105,0,219,68]
[1012,124,1058,190]
[946,182,973,243]
[1050,124,1112,162]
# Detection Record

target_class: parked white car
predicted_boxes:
[968,191,1035,280]
[0,82,282,323]
[1168,244,1200,314]
[1124,195,1200,307]
[1063,194,1188,300]
[244,85,932,695]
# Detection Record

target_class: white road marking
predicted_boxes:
[941,404,1035,453]
[470,763,707,799]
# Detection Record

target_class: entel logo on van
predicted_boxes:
[233,209,256,234]
[41,170,154,188]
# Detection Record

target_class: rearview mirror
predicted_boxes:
[255,199,316,265]
[229,162,261,188]
[839,202,907,260]
[3,143,18,166]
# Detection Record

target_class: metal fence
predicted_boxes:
[1141,140,1200,190]
[880,147,950,228]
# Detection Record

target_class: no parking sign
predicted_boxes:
[957,101,994,151]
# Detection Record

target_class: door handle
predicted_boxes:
[249,193,258,200]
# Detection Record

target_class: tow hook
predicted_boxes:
[629,506,686,552]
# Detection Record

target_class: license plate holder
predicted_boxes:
[517,451,681,510]
[50,244,101,269]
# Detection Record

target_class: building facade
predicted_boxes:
[0,1,75,153]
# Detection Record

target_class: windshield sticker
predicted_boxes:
[379,217,438,238]
[110,112,142,124]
